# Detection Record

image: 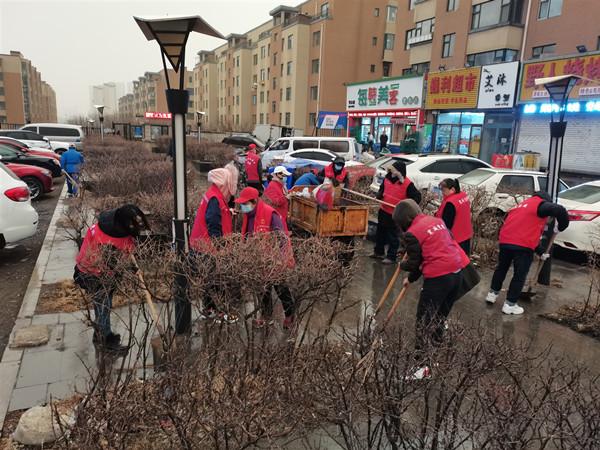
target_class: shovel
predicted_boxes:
[519,233,557,301]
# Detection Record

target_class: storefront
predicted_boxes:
[426,62,519,163]
[516,53,600,175]
[346,75,425,152]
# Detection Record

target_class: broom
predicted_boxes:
[519,232,558,301]
[341,188,396,209]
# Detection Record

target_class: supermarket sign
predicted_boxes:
[346,76,424,111]
[519,53,600,102]
[145,111,172,119]
[425,67,481,109]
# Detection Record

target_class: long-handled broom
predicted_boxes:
[519,232,558,301]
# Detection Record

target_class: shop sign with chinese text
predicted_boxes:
[425,67,481,109]
[519,53,600,102]
[145,112,172,119]
[477,62,519,109]
[346,76,424,111]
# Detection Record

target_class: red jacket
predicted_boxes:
[499,196,546,250]
[76,224,134,276]
[324,163,348,184]
[245,151,260,182]
[263,180,289,233]
[190,185,233,252]
[407,214,465,279]
[435,191,473,243]
[381,177,413,215]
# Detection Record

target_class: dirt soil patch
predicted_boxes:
[36,280,133,314]
[542,304,600,340]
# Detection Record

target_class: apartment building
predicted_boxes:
[0,51,57,125]
[89,82,124,118]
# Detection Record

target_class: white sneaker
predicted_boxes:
[405,366,431,381]
[485,291,499,304]
[502,303,524,315]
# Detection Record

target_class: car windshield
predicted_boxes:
[268,140,289,151]
[559,184,600,205]
[459,169,495,186]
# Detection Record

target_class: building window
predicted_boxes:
[287,61,293,76]
[252,95,257,105]
[320,3,329,18]
[403,62,430,75]
[311,59,320,74]
[286,87,292,101]
[260,113,264,124]
[374,8,380,16]
[253,74,258,84]
[310,86,319,101]
[597,36,600,51]
[261,46,266,59]
[372,36,378,46]
[409,0,417,9]
[466,48,518,66]
[447,0,458,11]
[260,69,266,81]
[442,33,455,58]
[383,62,392,77]
[309,113,317,126]
[386,5,397,21]
[236,96,240,106]
[405,18,435,49]
[253,54,258,65]
[370,64,376,73]
[384,33,395,50]
[273,52,277,65]
[236,76,239,87]
[285,112,291,126]
[260,91,265,103]
[532,43,556,59]
[236,56,240,67]
[313,31,321,46]
[236,114,240,125]
[272,101,277,113]
[472,0,520,31]
[272,77,277,89]
[287,35,293,50]
[538,0,562,19]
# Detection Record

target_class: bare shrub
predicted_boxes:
[186,141,235,168]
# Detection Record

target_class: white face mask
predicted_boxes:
[240,203,254,213]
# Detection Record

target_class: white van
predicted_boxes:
[20,123,84,150]
[261,136,360,167]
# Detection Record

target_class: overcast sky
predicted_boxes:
[0,0,284,120]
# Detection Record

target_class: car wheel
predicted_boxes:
[22,176,43,200]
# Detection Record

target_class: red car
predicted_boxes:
[0,137,60,161]
[4,162,54,200]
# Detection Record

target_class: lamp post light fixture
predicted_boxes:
[87,119,95,135]
[94,105,105,143]
[135,15,224,335]
[196,111,205,143]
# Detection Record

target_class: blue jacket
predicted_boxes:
[294,172,320,186]
[60,148,84,173]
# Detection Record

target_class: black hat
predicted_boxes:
[334,156,345,165]
[392,199,422,232]
[392,160,407,177]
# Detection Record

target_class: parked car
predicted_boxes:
[262,136,361,167]
[0,137,60,160]
[20,123,84,150]
[5,163,54,200]
[369,153,492,194]
[222,133,265,150]
[0,129,52,149]
[0,163,38,249]
[555,181,600,253]
[0,144,62,177]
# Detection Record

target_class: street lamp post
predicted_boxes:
[196,111,205,144]
[135,15,224,335]
[94,105,105,143]
[87,119,95,136]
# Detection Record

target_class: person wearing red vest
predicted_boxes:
[74,204,149,351]
[371,161,421,264]
[263,165,291,233]
[435,178,473,256]
[235,187,296,329]
[486,191,569,315]
[319,156,349,188]
[393,199,469,380]
[244,143,264,193]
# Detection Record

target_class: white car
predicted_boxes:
[20,123,84,151]
[282,149,363,168]
[369,153,492,194]
[0,136,58,158]
[0,164,38,249]
[555,181,600,253]
[459,168,569,214]
[262,136,361,167]
[0,129,72,154]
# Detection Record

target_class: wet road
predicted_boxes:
[0,181,62,356]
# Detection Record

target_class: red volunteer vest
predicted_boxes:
[242,200,295,268]
[499,196,546,250]
[381,177,413,215]
[263,180,289,233]
[435,191,473,243]
[407,214,465,279]
[76,223,135,276]
[245,151,260,182]
[324,164,347,184]
[190,185,233,251]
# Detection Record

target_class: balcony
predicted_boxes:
[407,33,433,48]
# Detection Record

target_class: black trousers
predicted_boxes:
[261,285,295,318]
[459,239,471,257]
[74,267,116,338]
[374,209,400,261]
[415,271,462,360]
[490,245,534,305]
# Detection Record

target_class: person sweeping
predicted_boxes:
[435,178,473,256]
[393,199,469,380]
